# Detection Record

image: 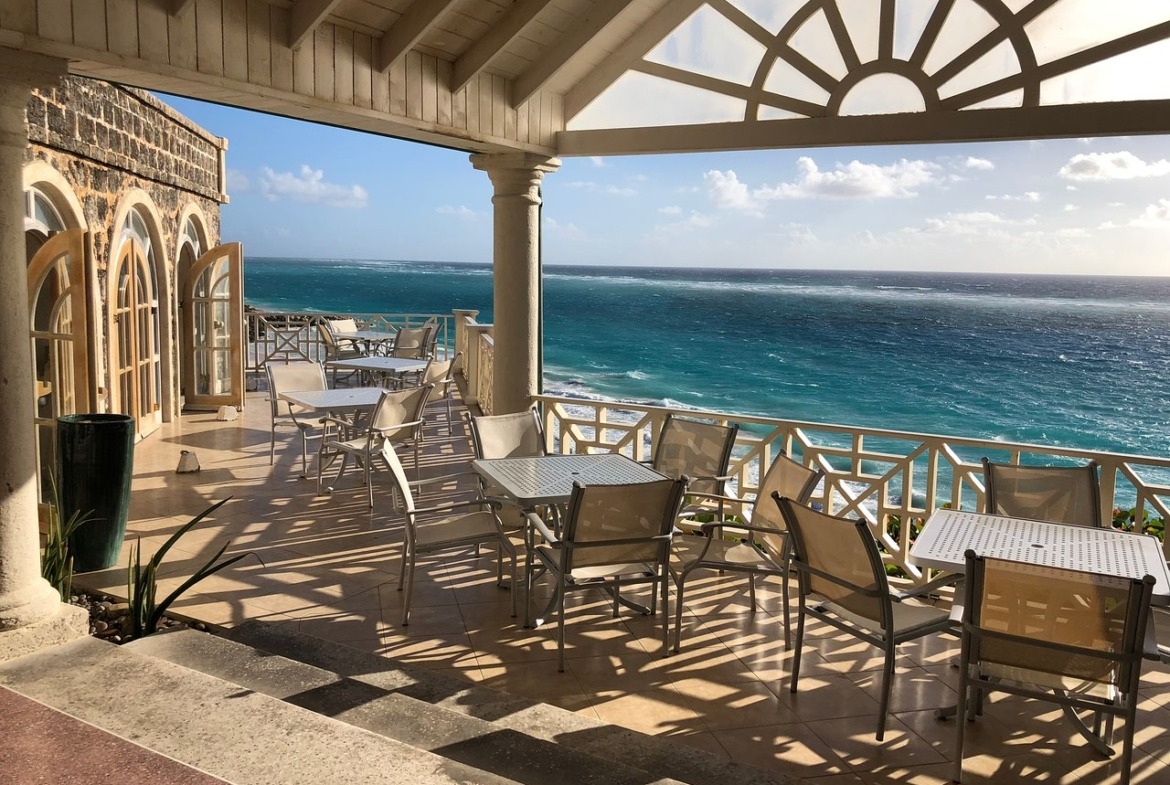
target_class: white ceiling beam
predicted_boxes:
[562,0,703,120]
[556,99,1170,157]
[511,0,629,108]
[171,0,195,15]
[289,0,344,51]
[451,0,555,94]
[376,0,461,74]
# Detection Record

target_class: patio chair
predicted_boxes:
[670,452,822,651]
[317,383,433,507]
[469,408,547,529]
[265,361,326,474]
[392,324,436,360]
[381,440,517,626]
[420,352,461,435]
[317,319,366,385]
[954,552,1155,784]
[983,457,1102,526]
[649,414,739,531]
[525,476,686,671]
[775,496,952,741]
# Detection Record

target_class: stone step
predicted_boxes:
[0,636,519,785]
[225,620,795,785]
[128,628,686,785]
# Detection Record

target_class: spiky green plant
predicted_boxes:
[125,497,259,640]
[41,474,95,601]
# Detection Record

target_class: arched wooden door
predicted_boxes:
[27,228,91,503]
[112,239,161,437]
[182,242,244,410]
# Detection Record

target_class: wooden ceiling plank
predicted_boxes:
[171,0,195,15]
[376,0,462,73]
[451,0,556,93]
[558,0,705,117]
[290,0,345,50]
[511,0,633,106]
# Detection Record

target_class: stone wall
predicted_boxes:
[25,75,226,270]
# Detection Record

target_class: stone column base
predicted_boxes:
[0,602,89,663]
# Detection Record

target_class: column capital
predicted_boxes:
[0,48,67,100]
[469,152,561,177]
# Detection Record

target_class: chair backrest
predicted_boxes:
[751,453,822,559]
[328,318,358,333]
[962,552,1152,693]
[380,440,417,516]
[422,354,456,389]
[370,384,433,437]
[266,362,326,416]
[316,322,340,358]
[983,458,1102,527]
[651,414,739,496]
[393,325,435,359]
[776,496,890,626]
[559,478,686,570]
[469,409,547,459]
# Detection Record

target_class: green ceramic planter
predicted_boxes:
[57,413,136,573]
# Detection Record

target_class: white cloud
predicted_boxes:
[986,191,1041,202]
[704,170,760,213]
[437,205,477,220]
[1116,199,1170,229]
[567,180,636,196]
[658,205,682,215]
[546,216,585,238]
[908,211,1037,236]
[1058,151,1170,182]
[965,157,995,171]
[1063,204,1079,212]
[1107,202,1126,208]
[755,157,940,199]
[259,165,368,208]
[226,168,250,192]
[590,156,608,168]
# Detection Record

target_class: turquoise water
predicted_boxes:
[244,258,1170,459]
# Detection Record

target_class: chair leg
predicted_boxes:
[557,580,567,673]
[673,576,686,653]
[660,571,670,657]
[876,642,896,741]
[790,601,806,694]
[365,451,374,508]
[781,570,792,647]
[748,572,757,611]
[401,547,415,626]
[954,633,972,784]
[270,426,276,465]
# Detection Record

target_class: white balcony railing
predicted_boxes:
[533,395,1170,586]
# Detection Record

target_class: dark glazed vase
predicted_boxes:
[57,413,136,572]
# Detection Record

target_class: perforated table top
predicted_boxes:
[909,509,1170,596]
[326,356,428,373]
[278,387,382,411]
[471,454,667,507]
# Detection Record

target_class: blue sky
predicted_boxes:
[164,95,1170,276]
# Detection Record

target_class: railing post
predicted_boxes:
[452,309,479,373]
[464,323,493,408]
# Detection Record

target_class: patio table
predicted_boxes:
[333,328,397,354]
[278,386,384,481]
[908,508,1170,601]
[325,355,428,387]
[472,453,669,626]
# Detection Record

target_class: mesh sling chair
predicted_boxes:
[776,496,952,741]
[983,457,1102,527]
[469,408,548,530]
[265,361,326,474]
[392,324,436,360]
[649,414,739,531]
[526,477,686,672]
[317,319,366,386]
[317,384,433,507]
[420,352,461,435]
[954,552,1155,785]
[380,440,517,626]
[670,452,822,651]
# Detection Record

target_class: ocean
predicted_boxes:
[244,258,1170,461]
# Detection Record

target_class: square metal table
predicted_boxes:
[471,453,667,508]
[471,453,670,626]
[909,508,1170,600]
[278,386,384,414]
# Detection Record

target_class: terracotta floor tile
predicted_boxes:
[713,722,851,779]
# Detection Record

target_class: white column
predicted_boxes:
[0,50,85,655]
[470,153,560,415]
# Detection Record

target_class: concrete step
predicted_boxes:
[225,620,795,785]
[128,628,686,785]
[0,636,520,785]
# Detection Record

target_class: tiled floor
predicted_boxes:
[75,384,1170,784]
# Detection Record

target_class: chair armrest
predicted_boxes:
[686,490,747,506]
[697,520,785,538]
[409,471,482,488]
[374,418,423,437]
[524,511,558,545]
[413,498,494,516]
[890,572,962,603]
